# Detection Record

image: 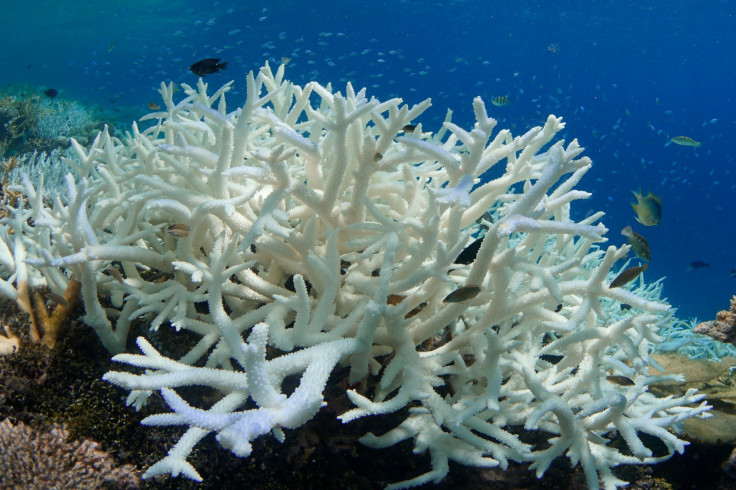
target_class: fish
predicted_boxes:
[454,237,483,265]
[670,136,701,147]
[189,58,228,76]
[148,102,161,110]
[47,291,69,308]
[281,56,292,65]
[166,224,191,237]
[106,267,124,283]
[620,226,650,262]
[44,88,58,98]
[443,285,482,303]
[630,189,662,226]
[731,267,736,278]
[491,96,509,107]
[405,302,427,319]
[688,260,709,270]
[401,124,417,133]
[386,294,427,319]
[606,375,635,386]
[386,294,406,305]
[373,152,383,161]
[609,263,648,288]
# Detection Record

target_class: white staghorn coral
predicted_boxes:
[0,64,709,488]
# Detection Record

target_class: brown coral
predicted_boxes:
[0,155,22,213]
[0,418,140,489]
[28,278,82,348]
[694,295,736,346]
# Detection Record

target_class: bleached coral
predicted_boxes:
[34,98,98,144]
[0,64,709,488]
[8,148,77,196]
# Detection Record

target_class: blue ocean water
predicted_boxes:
[1,0,734,322]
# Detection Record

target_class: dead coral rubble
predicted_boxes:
[695,295,736,346]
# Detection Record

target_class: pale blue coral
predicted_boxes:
[34,99,97,142]
[653,317,736,361]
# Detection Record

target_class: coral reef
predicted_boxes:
[695,295,736,346]
[0,418,140,489]
[653,316,736,361]
[6,148,78,197]
[0,94,41,156]
[0,92,100,157]
[0,64,711,489]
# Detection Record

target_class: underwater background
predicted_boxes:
[1,2,736,489]
[1,0,734,325]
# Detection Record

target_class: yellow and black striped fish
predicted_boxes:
[491,96,509,107]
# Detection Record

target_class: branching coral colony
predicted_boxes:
[0,64,710,489]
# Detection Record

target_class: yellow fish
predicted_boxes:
[670,135,701,147]
[491,96,509,107]
[630,189,662,226]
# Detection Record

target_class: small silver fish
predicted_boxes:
[621,226,650,262]
[610,263,648,288]
[443,285,482,303]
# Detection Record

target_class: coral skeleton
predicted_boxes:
[0,418,140,488]
[0,64,710,488]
